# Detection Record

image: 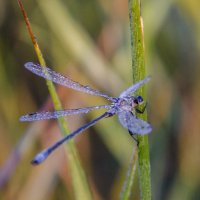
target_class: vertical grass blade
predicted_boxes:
[128,0,152,199]
[17,1,92,199]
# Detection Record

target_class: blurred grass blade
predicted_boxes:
[128,0,152,199]
[120,147,138,200]
[17,1,92,199]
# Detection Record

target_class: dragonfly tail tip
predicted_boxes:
[31,149,49,165]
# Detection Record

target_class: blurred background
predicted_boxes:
[0,0,200,199]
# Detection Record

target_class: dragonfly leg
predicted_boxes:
[135,102,147,114]
[128,130,139,146]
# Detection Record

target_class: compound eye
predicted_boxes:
[136,96,143,103]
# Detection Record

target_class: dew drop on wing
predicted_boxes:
[84,86,90,89]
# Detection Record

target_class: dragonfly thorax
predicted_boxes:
[112,96,139,112]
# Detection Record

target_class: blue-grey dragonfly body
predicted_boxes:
[20,62,152,165]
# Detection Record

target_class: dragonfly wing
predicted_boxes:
[118,111,152,135]
[119,76,151,98]
[20,104,112,121]
[25,62,114,100]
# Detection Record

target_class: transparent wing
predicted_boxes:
[20,104,111,121]
[119,76,151,98]
[25,62,114,100]
[31,112,110,165]
[118,111,152,135]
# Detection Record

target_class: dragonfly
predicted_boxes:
[20,62,152,165]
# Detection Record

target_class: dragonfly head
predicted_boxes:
[134,96,144,105]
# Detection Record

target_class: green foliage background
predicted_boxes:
[0,0,200,199]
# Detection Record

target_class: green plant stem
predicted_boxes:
[128,0,152,199]
[17,1,92,199]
